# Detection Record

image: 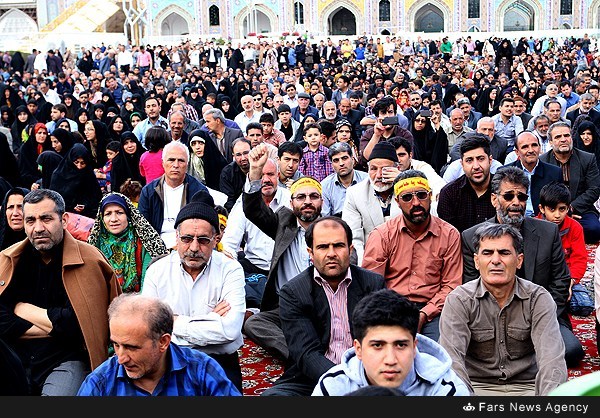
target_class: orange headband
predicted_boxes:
[394,177,431,196]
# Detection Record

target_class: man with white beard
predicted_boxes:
[342,141,402,265]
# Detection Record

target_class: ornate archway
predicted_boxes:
[234,5,277,38]
[329,7,356,35]
[497,0,542,32]
[0,8,38,33]
[153,5,195,36]
[407,0,451,32]
[321,1,363,36]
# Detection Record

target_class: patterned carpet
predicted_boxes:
[239,244,600,396]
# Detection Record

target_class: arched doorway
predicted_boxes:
[503,1,534,31]
[414,5,444,32]
[328,7,356,35]
[381,29,390,35]
[160,12,189,35]
[243,10,272,34]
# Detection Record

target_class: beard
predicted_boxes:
[293,202,321,223]
[369,177,393,193]
[403,205,430,224]
[497,205,524,228]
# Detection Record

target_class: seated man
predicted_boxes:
[77,293,241,396]
[261,216,385,396]
[440,223,568,396]
[539,121,600,244]
[461,166,584,368]
[312,289,470,396]
[362,169,463,342]
[141,199,246,393]
[342,141,402,265]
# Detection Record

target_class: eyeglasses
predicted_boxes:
[399,190,430,202]
[234,150,250,158]
[292,193,322,201]
[414,118,427,123]
[178,235,215,245]
[499,192,529,202]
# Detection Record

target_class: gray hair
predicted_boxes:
[580,92,595,102]
[204,108,225,124]
[472,222,523,254]
[24,189,65,216]
[168,109,186,122]
[490,166,530,194]
[108,293,174,341]
[162,140,190,163]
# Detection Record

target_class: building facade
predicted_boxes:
[0,0,599,44]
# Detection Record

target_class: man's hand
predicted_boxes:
[417,311,427,333]
[212,300,231,317]
[248,143,269,181]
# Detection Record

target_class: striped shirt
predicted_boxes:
[314,270,353,364]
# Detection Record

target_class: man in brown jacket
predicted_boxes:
[0,189,121,395]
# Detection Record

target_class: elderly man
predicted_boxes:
[342,141,402,265]
[138,141,208,249]
[77,293,241,396]
[444,108,474,153]
[234,94,262,137]
[461,166,584,368]
[440,223,567,396]
[168,110,189,145]
[242,143,323,360]
[0,189,121,395]
[539,121,600,244]
[362,169,463,342]
[221,157,291,285]
[204,108,244,162]
[142,198,246,393]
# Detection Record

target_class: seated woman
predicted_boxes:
[88,192,168,293]
[0,187,28,250]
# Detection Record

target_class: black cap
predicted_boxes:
[174,201,220,232]
[297,92,310,99]
[277,104,291,113]
[368,141,398,163]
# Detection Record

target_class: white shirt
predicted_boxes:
[142,251,246,355]
[221,186,291,270]
[161,183,184,249]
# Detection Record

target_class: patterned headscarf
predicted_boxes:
[88,192,169,292]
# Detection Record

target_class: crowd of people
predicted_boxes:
[1,31,600,396]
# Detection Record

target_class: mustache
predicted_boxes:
[301,204,316,210]
[261,181,274,188]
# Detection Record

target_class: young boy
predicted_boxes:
[95,140,120,193]
[298,122,333,182]
[312,289,470,396]
[537,181,587,284]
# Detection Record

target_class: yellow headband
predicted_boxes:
[394,177,431,196]
[218,214,227,228]
[290,177,322,195]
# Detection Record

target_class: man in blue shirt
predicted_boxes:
[77,293,241,396]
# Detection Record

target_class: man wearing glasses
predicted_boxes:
[461,166,583,368]
[361,169,463,342]
[242,143,324,361]
[142,195,246,393]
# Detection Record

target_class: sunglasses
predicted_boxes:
[399,190,429,203]
[179,235,214,245]
[498,192,529,202]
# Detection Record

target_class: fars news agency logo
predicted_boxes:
[463,403,476,412]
